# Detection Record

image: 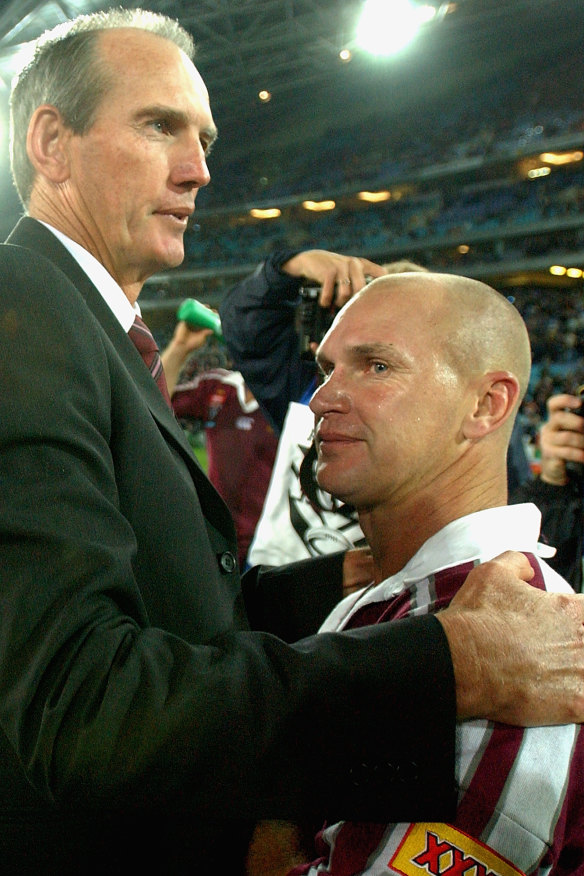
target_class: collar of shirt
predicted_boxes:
[320,503,556,632]
[38,222,140,332]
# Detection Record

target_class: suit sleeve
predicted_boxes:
[242,553,346,640]
[0,246,457,827]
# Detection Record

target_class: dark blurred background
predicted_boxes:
[0,0,582,346]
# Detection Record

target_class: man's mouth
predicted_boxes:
[316,428,360,448]
[155,208,193,226]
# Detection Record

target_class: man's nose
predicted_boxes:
[174,138,211,189]
[309,373,351,416]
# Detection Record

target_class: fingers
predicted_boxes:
[438,554,584,726]
[319,256,370,308]
[449,550,534,610]
[536,394,584,484]
[546,393,582,415]
[281,250,385,309]
[485,549,535,581]
[541,423,584,461]
[540,401,584,464]
[359,257,388,279]
[174,320,213,351]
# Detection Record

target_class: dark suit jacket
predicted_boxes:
[0,218,456,874]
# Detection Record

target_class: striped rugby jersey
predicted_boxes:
[295,504,584,876]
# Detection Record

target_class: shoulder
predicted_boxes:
[0,242,87,314]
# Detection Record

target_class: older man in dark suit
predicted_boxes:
[1,8,583,875]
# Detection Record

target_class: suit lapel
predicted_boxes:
[6,218,234,533]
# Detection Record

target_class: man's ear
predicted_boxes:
[462,371,521,440]
[26,105,72,185]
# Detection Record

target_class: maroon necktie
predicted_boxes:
[128,314,172,407]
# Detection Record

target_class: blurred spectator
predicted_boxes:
[511,390,584,591]
[162,318,278,569]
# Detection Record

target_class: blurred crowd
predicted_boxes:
[197,51,583,208]
[176,48,584,272]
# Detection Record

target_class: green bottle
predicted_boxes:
[176,298,223,341]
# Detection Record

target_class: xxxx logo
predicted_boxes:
[390,824,526,876]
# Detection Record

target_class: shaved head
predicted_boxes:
[347,272,531,422]
[311,269,532,571]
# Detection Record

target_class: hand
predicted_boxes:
[282,250,386,309]
[342,546,375,598]
[539,392,584,486]
[167,319,213,356]
[160,320,213,396]
[436,550,584,725]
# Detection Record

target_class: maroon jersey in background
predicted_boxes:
[172,369,278,567]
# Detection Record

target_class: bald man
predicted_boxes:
[250,273,584,875]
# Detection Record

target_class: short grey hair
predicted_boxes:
[10,7,195,206]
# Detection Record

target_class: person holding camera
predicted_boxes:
[511,390,584,590]
[220,249,387,433]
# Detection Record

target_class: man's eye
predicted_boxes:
[151,120,171,134]
[371,361,388,374]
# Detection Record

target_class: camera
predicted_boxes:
[298,286,335,360]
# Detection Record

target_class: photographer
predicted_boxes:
[220,249,387,434]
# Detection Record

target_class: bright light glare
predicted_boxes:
[358,190,391,202]
[527,166,551,179]
[540,150,583,165]
[302,200,336,212]
[356,0,436,56]
[250,208,281,219]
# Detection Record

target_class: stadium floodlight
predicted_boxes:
[356,0,436,57]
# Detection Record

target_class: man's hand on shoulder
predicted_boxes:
[437,550,584,726]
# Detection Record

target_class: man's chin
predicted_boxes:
[162,245,185,269]
[316,470,354,506]
[151,231,186,266]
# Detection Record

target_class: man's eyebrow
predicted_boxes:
[135,105,187,123]
[315,342,398,368]
[134,105,218,145]
[350,342,396,358]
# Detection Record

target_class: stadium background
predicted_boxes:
[0,0,582,462]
